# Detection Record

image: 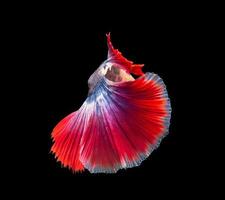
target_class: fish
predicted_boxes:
[50,33,171,173]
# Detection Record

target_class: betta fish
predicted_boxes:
[51,33,171,173]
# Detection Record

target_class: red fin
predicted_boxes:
[51,112,85,172]
[106,33,144,76]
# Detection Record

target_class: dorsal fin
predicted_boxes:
[106,33,144,76]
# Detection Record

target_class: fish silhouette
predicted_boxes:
[51,33,171,173]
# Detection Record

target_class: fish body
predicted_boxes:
[51,33,171,173]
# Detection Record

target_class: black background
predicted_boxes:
[28,5,209,194]
[2,2,219,197]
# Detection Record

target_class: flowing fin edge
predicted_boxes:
[50,73,171,174]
